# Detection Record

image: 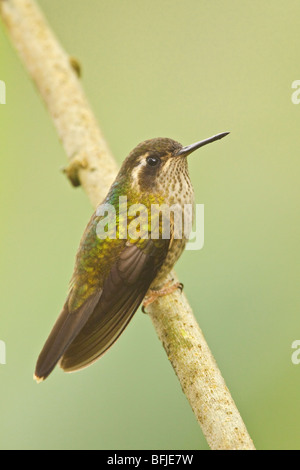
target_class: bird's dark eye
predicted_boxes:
[146,156,160,167]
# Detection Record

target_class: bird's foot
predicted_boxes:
[142,279,183,312]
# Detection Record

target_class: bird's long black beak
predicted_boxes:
[176,132,230,157]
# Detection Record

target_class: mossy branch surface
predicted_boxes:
[0,0,255,450]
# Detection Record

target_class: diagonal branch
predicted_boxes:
[0,0,255,450]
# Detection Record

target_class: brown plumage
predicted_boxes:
[35,133,229,382]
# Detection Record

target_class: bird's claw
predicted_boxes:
[142,280,184,313]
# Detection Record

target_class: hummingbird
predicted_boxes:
[34,132,229,382]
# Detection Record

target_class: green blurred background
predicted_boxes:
[0,0,299,450]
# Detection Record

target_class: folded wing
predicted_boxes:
[35,238,169,381]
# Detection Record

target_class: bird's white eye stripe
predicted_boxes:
[138,152,149,166]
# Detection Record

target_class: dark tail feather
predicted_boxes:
[60,288,144,373]
[34,291,101,382]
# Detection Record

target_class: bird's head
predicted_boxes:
[115,132,229,198]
